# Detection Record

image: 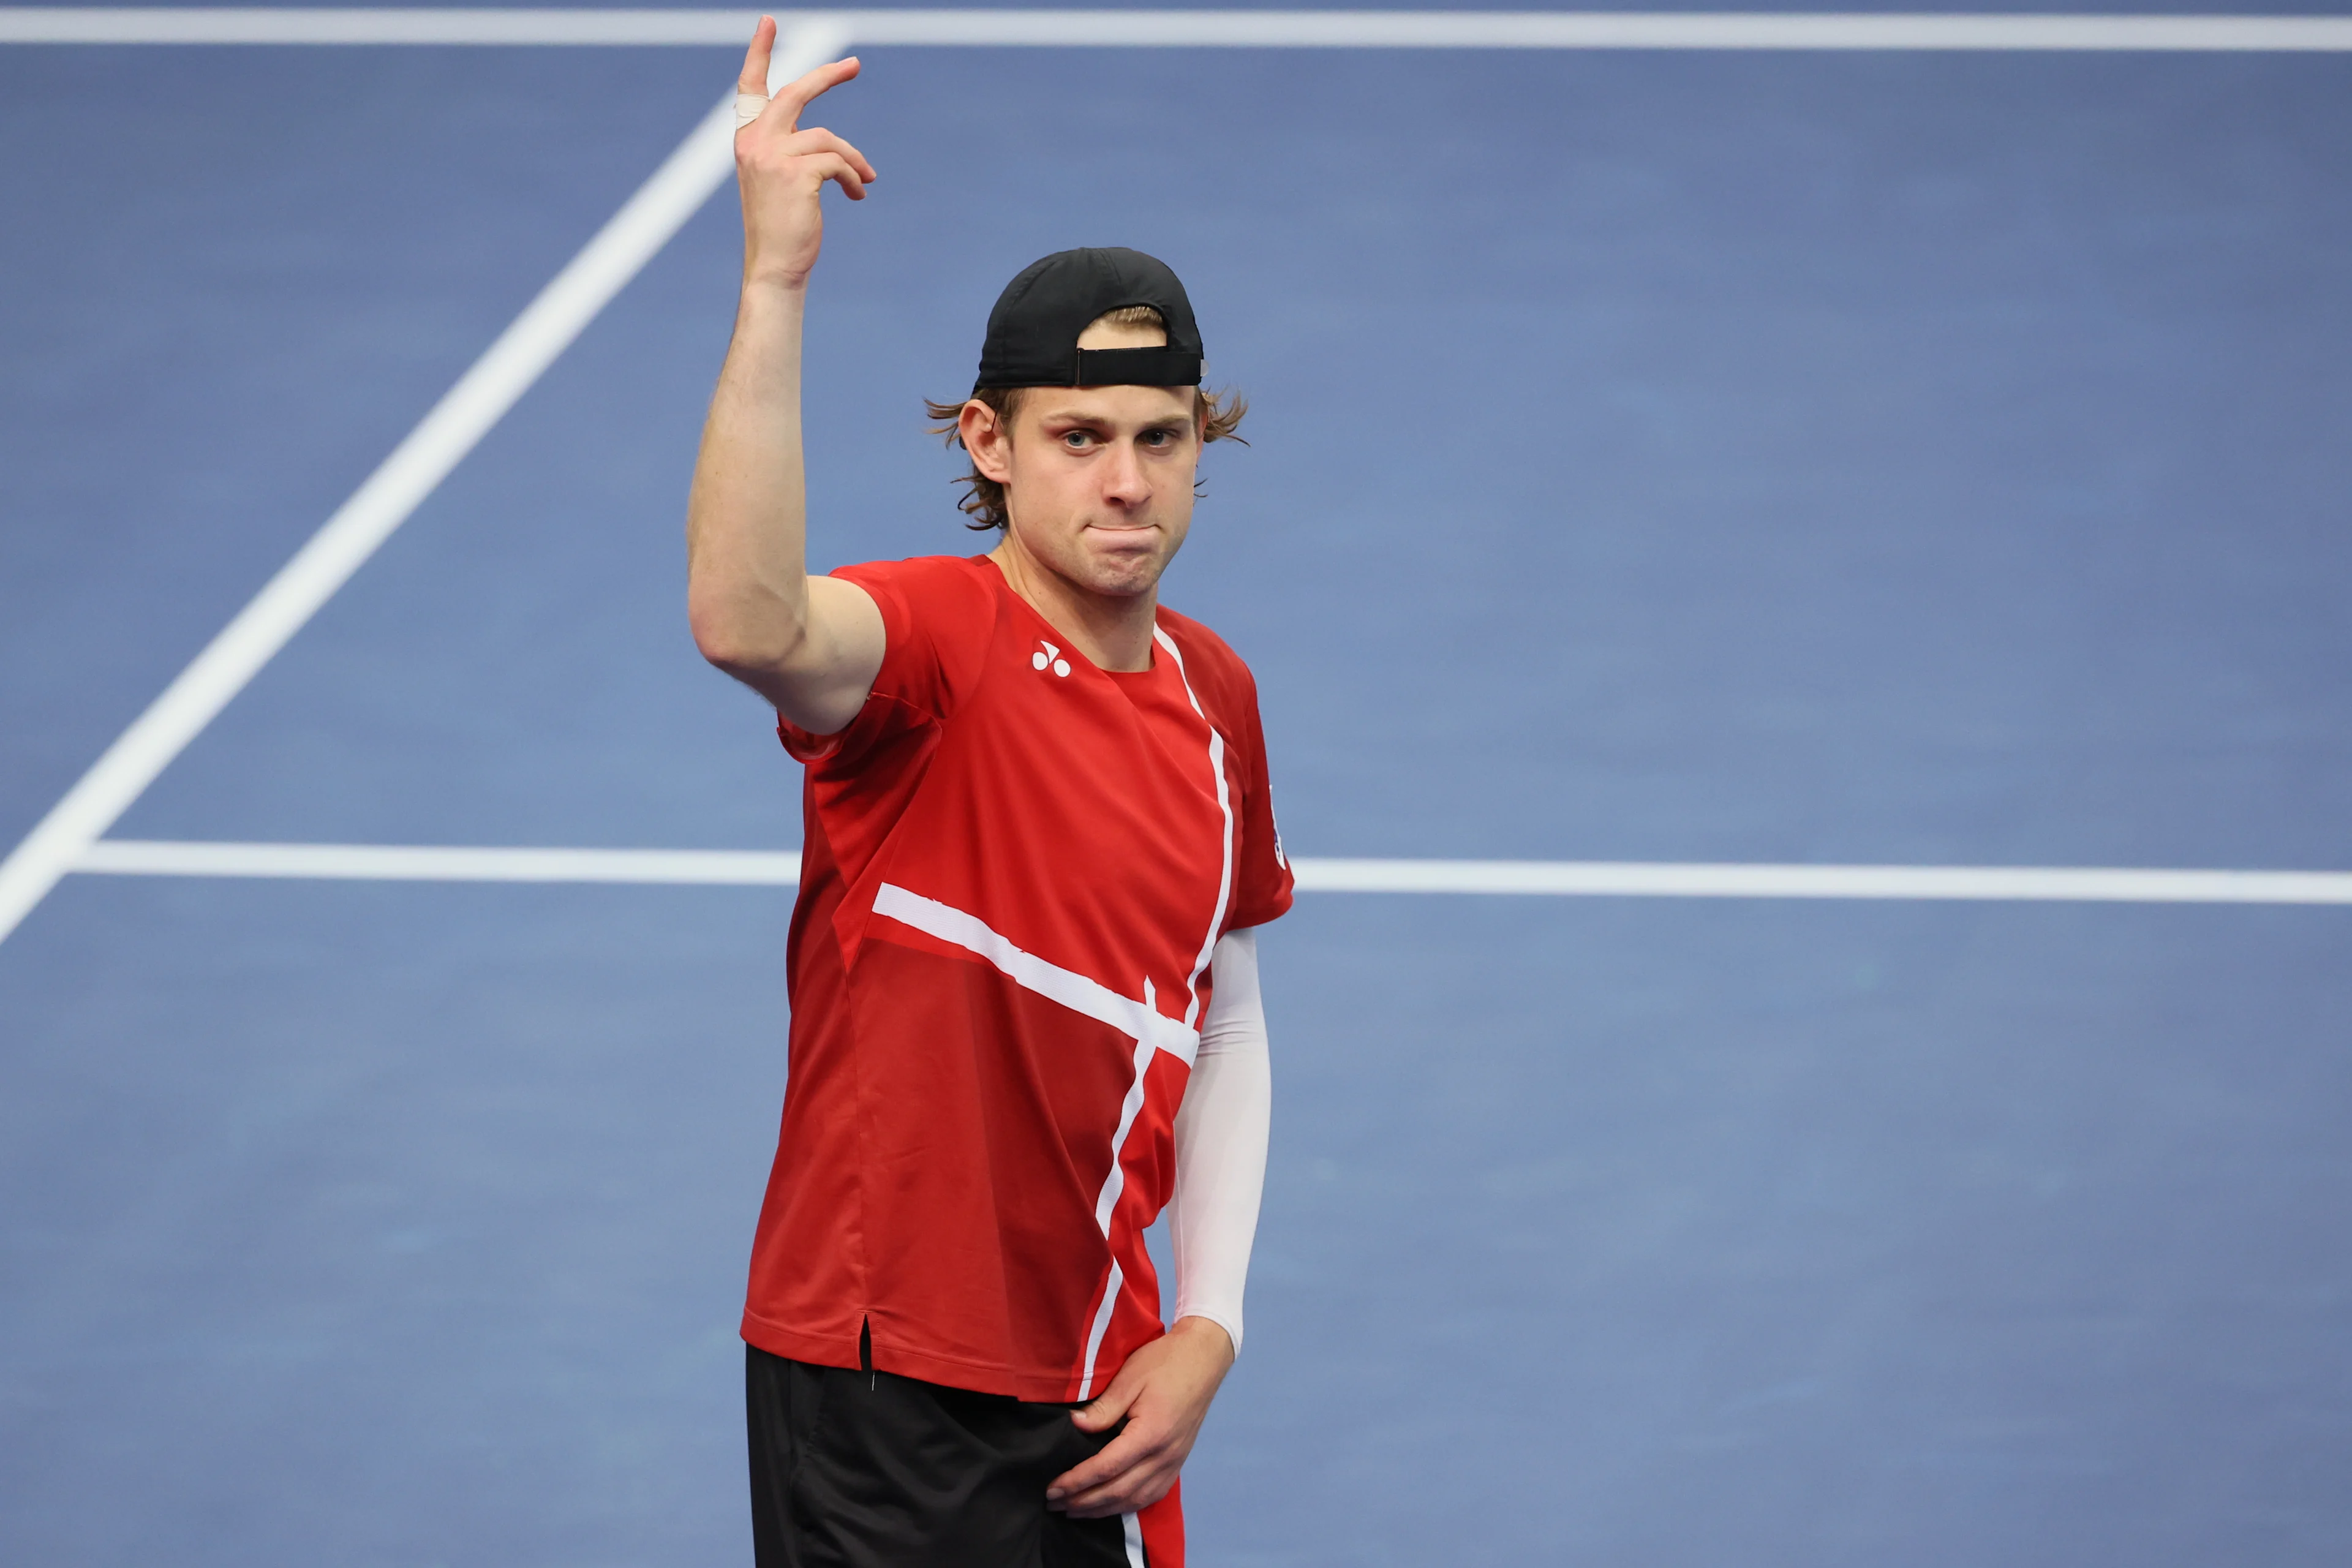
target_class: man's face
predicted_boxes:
[967,320,1199,600]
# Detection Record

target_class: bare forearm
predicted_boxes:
[682,31,883,728]
[687,280,812,679]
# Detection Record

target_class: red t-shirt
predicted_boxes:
[742,554,1293,1403]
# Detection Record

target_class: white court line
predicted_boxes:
[7,8,2350,947]
[5,7,2352,51]
[1294,856,2352,903]
[0,20,848,950]
[72,841,2352,903]
[75,840,809,884]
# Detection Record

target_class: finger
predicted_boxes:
[802,151,868,202]
[1068,1402,1122,1434]
[736,15,776,94]
[780,127,878,185]
[1046,1421,1155,1503]
[1062,1483,1164,1520]
[1059,1458,1177,1520]
[770,55,860,127]
[1068,1368,1144,1434]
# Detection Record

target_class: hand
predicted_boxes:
[733,15,877,289]
[1046,1317,1235,1519]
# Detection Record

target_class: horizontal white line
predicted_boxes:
[75,839,806,883]
[71,840,2352,903]
[1292,856,2352,902]
[839,10,2352,51]
[5,8,2352,51]
[0,6,755,42]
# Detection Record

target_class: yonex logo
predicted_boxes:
[1031,641,1071,678]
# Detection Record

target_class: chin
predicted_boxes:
[1082,560,1163,598]
[1073,541,1167,597]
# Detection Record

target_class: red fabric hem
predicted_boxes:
[741,1307,1125,1404]
[740,1312,860,1376]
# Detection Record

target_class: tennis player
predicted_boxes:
[685,21,1289,1566]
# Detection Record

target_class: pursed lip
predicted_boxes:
[1082,521,1160,552]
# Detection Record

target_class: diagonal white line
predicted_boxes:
[873,883,1201,1062]
[1075,1254,1126,1401]
[1150,625,1233,1030]
[62,841,2352,904]
[0,21,850,951]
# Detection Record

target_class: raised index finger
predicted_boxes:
[768,55,861,130]
[737,13,776,94]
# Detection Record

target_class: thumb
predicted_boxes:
[1069,1376,1140,1433]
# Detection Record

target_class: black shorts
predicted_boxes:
[746,1344,1180,1567]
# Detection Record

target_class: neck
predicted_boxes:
[985,535,1159,673]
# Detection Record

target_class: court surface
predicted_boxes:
[4,8,2351,1564]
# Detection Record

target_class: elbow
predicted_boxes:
[687,614,753,676]
[687,584,804,678]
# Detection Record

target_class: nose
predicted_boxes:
[1101,440,1150,508]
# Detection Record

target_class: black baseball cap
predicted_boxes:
[974,247,1204,391]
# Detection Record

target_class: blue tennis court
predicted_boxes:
[4,9,2350,1563]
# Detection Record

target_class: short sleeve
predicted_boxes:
[1226,666,1294,931]
[777,556,995,772]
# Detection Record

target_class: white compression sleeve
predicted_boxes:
[1171,925,1272,1354]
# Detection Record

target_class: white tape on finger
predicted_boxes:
[735,91,768,130]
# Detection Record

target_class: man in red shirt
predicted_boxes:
[685,22,1289,1566]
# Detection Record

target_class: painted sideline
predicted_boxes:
[0,21,847,951]
[8,7,2344,947]
[77,840,808,885]
[72,841,2352,903]
[5,7,2352,51]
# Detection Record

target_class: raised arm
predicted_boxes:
[686,18,885,734]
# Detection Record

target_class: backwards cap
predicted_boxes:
[974,247,1204,391]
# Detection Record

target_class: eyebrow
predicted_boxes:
[1034,405,1192,429]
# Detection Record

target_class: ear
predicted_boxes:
[961,399,1013,484]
